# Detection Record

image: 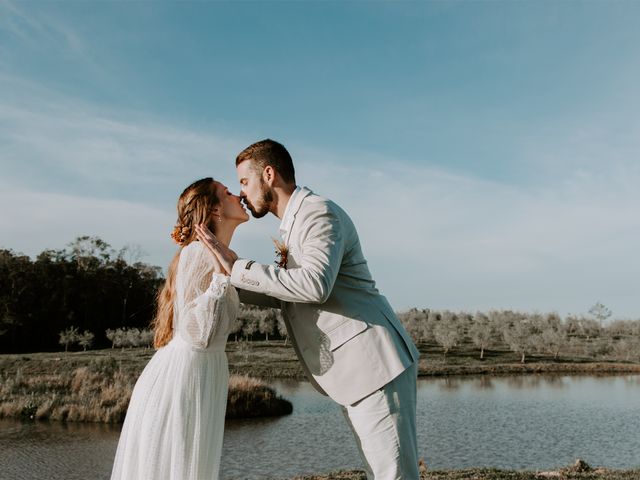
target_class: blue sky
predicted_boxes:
[1,1,639,318]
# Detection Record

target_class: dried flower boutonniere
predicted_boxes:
[272,237,289,269]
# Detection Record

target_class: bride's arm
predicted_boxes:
[197,205,343,304]
[176,242,230,349]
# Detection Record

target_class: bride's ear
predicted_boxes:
[211,207,223,222]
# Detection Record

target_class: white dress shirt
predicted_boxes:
[278,185,302,239]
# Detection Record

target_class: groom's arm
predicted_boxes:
[231,205,344,304]
[237,288,281,309]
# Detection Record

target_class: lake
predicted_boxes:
[1,374,639,479]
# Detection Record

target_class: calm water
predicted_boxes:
[1,375,639,480]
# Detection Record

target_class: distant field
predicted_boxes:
[2,340,639,381]
[224,339,640,379]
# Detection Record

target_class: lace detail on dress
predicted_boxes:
[206,274,230,298]
[175,241,232,349]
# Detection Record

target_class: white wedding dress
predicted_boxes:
[111,241,239,480]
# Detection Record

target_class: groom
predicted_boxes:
[197,139,420,479]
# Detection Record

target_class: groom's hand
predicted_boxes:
[195,224,239,275]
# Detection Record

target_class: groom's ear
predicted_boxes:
[262,165,276,186]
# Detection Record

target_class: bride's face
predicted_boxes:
[215,182,249,224]
[236,160,272,219]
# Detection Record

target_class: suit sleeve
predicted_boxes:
[237,288,282,309]
[231,204,343,304]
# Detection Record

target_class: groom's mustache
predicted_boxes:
[241,197,254,210]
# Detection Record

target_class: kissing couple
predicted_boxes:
[110,139,420,480]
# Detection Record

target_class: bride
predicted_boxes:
[111,177,249,480]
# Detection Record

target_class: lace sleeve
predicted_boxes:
[175,242,230,349]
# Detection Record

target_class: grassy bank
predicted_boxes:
[288,461,640,479]
[290,467,640,480]
[1,340,638,423]
[224,340,640,379]
[0,349,292,423]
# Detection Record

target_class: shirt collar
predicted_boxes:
[279,186,302,238]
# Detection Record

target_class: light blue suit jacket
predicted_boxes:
[231,187,419,405]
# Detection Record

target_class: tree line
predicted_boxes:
[397,308,640,363]
[2,237,639,360]
[0,237,162,353]
[0,236,291,353]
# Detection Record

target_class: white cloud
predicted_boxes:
[0,74,246,204]
[294,148,640,318]
[1,75,639,319]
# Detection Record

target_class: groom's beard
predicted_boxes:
[245,183,273,219]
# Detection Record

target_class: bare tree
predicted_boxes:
[139,328,154,348]
[398,308,421,345]
[230,315,244,343]
[242,316,258,342]
[117,243,146,265]
[612,338,636,361]
[607,320,636,337]
[579,318,602,341]
[588,302,612,326]
[538,322,568,360]
[502,316,537,364]
[77,330,95,351]
[59,326,79,352]
[258,311,276,342]
[105,328,118,348]
[124,328,140,348]
[433,312,462,357]
[421,310,439,344]
[469,312,494,360]
[276,311,289,345]
[111,328,128,349]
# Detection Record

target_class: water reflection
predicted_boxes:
[471,375,494,390]
[438,376,462,391]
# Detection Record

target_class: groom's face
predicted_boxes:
[237,160,273,219]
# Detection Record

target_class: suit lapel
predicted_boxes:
[284,186,312,246]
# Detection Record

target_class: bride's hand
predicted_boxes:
[195,224,238,275]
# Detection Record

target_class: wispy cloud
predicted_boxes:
[0,0,85,54]
[0,74,280,268]
[0,74,243,202]
[295,136,640,317]
[1,72,639,318]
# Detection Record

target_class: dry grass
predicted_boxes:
[1,341,638,423]
[226,341,640,380]
[0,353,291,423]
[228,373,270,391]
[226,373,293,419]
[289,466,640,480]
[290,460,640,479]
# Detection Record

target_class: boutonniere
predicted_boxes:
[272,237,289,269]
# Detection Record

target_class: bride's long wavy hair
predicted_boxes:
[152,178,220,349]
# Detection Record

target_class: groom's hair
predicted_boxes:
[236,139,296,185]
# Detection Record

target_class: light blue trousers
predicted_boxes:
[341,363,419,480]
